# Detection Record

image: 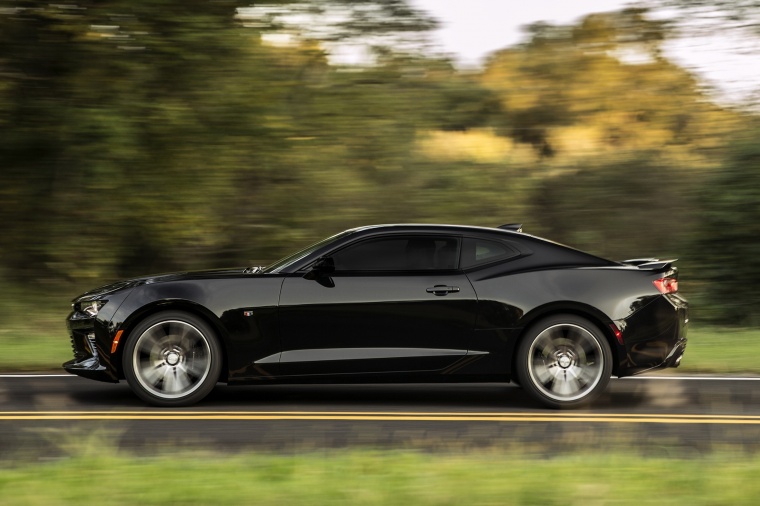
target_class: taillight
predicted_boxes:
[653,277,678,294]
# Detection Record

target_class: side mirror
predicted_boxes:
[303,257,335,280]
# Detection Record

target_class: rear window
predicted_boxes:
[461,237,519,269]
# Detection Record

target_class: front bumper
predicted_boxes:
[62,357,116,382]
[64,311,119,383]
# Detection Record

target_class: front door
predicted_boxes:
[277,235,478,376]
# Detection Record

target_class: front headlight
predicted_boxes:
[74,300,107,317]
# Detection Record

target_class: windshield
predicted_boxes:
[262,230,354,273]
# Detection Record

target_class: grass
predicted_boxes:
[677,327,760,374]
[0,449,759,505]
[0,285,72,371]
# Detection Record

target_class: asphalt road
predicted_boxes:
[1,374,760,458]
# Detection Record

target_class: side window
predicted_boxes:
[332,236,460,271]
[461,237,519,269]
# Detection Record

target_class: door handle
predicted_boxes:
[426,285,460,296]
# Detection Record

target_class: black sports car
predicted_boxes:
[65,224,688,408]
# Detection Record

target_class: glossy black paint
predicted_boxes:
[64,224,688,389]
[278,272,478,375]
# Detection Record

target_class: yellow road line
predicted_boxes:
[1,411,760,424]
[3,410,760,419]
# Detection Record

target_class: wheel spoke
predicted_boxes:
[551,375,581,396]
[178,326,194,350]
[160,322,174,340]
[532,358,554,385]
[180,359,206,379]
[138,333,159,355]
[161,368,177,393]
[141,363,165,387]
[162,368,190,394]
[572,364,596,386]
[175,369,192,391]
[536,336,557,357]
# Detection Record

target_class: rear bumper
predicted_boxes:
[622,336,687,377]
[617,293,688,376]
[663,337,687,368]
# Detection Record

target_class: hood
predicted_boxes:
[137,268,249,284]
[73,268,248,302]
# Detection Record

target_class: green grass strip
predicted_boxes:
[0,450,759,505]
[676,327,760,374]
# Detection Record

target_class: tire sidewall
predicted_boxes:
[122,310,222,407]
[516,314,612,409]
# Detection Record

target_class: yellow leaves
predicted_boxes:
[550,126,605,158]
[415,129,535,164]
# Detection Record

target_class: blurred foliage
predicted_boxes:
[667,0,760,35]
[531,157,694,261]
[687,133,760,325]
[0,2,758,323]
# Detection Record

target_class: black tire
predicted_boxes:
[122,311,222,407]
[515,314,612,409]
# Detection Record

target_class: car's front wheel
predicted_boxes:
[516,314,612,409]
[122,311,222,407]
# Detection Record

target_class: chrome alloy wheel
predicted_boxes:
[132,320,212,399]
[526,323,605,402]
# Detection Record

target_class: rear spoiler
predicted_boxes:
[621,258,677,271]
[497,223,523,232]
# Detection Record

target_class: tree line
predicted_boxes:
[1,1,759,324]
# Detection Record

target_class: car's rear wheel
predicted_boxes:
[122,311,222,407]
[516,314,612,409]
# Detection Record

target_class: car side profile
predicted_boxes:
[65,224,688,408]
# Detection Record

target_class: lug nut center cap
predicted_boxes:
[558,355,572,369]
[166,351,180,366]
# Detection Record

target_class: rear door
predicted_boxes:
[277,234,478,376]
